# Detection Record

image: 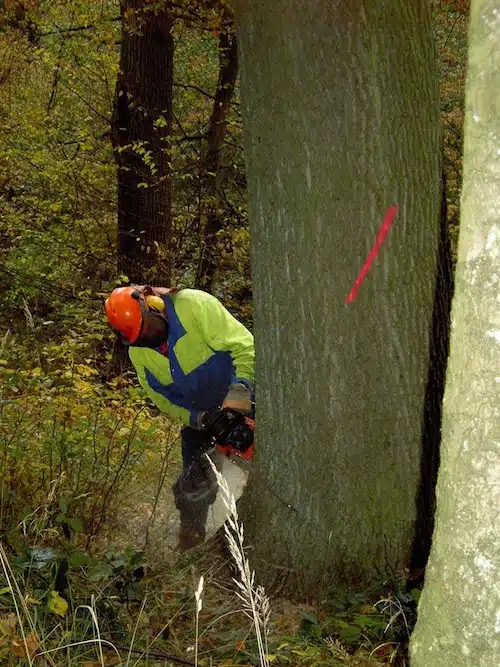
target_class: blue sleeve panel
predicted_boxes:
[128,289,255,425]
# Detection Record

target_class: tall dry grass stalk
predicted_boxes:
[206,455,271,667]
[194,575,204,667]
[0,541,123,666]
[0,541,36,667]
[22,299,35,330]
[0,329,10,358]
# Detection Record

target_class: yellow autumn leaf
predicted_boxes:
[0,613,17,635]
[75,364,97,377]
[75,379,93,395]
[47,591,68,617]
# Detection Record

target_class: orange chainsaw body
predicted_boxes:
[215,416,255,461]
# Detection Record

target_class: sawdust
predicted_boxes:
[100,455,248,566]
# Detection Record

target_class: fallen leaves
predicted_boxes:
[0,614,40,659]
[10,630,39,658]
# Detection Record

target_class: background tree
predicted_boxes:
[0,0,252,351]
[112,0,173,284]
[235,0,441,597]
[411,1,500,663]
[195,6,238,290]
[432,0,470,260]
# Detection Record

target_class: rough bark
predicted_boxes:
[195,21,238,290]
[411,2,500,664]
[235,0,441,596]
[112,0,173,284]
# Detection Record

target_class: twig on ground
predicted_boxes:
[114,644,196,665]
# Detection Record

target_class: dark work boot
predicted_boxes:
[177,524,206,552]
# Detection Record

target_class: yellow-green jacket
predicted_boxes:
[129,289,254,426]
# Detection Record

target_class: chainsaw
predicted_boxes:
[198,408,296,518]
[202,407,255,462]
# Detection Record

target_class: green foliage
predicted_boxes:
[0,0,252,341]
[432,0,469,259]
[279,585,419,664]
[0,2,467,666]
[0,1,119,313]
[0,325,177,548]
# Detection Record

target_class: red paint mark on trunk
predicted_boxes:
[345,205,400,303]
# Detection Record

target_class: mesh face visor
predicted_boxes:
[135,311,168,348]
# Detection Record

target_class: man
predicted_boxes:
[104,285,255,550]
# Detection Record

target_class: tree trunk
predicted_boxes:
[411,2,500,664]
[112,0,173,284]
[196,19,238,290]
[235,0,441,597]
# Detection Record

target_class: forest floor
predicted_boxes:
[102,453,248,561]
[0,361,413,667]
[89,452,408,667]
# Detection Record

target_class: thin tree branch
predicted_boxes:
[113,644,195,666]
[173,81,240,105]
[173,82,215,100]
[39,18,120,38]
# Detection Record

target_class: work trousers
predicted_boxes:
[172,426,221,535]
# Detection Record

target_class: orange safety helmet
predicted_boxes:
[105,286,144,343]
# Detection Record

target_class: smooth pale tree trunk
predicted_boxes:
[235,0,441,596]
[411,3,500,664]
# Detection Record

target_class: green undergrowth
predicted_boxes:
[0,539,420,666]
[0,325,178,546]
[0,330,419,666]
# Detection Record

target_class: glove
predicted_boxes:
[191,383,253,430]
[222,382,252,414]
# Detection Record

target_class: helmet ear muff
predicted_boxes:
[145,295,165,312]
[131,289,165,313]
